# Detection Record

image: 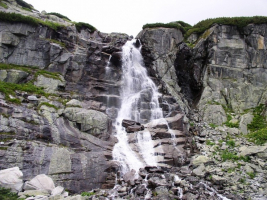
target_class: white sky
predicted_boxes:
[25,0,267,37]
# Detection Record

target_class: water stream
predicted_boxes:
[112,39,163,175]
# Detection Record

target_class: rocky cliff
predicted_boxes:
[0,1,267,199]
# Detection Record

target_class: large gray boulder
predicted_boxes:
[0,167,23,192]
[34,75,65,94]
[63,107,111,135]
[0,69,29,83]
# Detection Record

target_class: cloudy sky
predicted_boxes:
[25,0,267,37]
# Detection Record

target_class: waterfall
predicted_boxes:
[112,39,163,175]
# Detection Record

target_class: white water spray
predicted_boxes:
[112,39,163,175]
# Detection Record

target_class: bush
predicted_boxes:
[184,16,267,39]
[0,11,64,31]
[221,150,250,162]
[15,0,33,10]
[0,187,20,200]
[81,192,95,196]
[47,12,71,21]
[75,22,96,33]
[142,22,187,33]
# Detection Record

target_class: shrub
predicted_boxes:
[206,140,215,146]
[142,22,187,33]
[184,16,267,39]
[0,11,63,31]
[226,140,235,148]
[75,22,96,33]
[246,127,267,145]
[0,187,20,200]
[37,102,58,110]
[15,0,33,10]
[221,150,250,162]
[47,12,71,21]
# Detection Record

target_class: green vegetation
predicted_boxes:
[247,172,256,179]
[0,11,63,31]
[246,104,267,145]
[81,192,95,197]
[0,187,22,200]
[0,81,47,104]
[0,1,8,9]
[184,16,267,39]
[226,140,235,148]
[0,63,62,81]
[220,149,250,162]
[45,38,66,48]
[37,102,58,110]
[206,139,215,146]
[75,22,96,33]
[239,178,246,184]
[142,22,189,33]
[47,12,71,21]
[209,123,218,129]
[15,0,32,10]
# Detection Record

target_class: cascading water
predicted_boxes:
[112,39,163,175]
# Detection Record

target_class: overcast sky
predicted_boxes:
[25,0,267,37]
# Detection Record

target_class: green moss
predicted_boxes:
[224,114,239,128]
[0,132,16,135]
[81,192,95,197]
[0,147,8,150]
[45,38,66,48]
[246,127,267,145]
[185,16,267,39]
[0,11,64,31]
[47,12,71,21]
[37,102,58,110]
[75,22,96,33]
[0,81,47,104]
[209,123,218,128]
[0,1,8,9]
[206,140,215,146]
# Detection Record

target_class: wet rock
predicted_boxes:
[123,169,136,186]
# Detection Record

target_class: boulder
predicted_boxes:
[34,75,65,94]
[239,145,267,156]
[123,169,136,186]
[51,186,65,196]
[202,105,227,126]
[66,99,83,107]
[24,174,55,193]
[0,69,29,83]
[63,107,111,135]
[191,155,210,167]
[122,119,144,133]
[0,167,23,192]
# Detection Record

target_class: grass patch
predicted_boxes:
[246,104,267,145]
[0,187,20,200]
[0,132,15,135]
[247,172,256,179]
[45,38,66,48]
[224,115,239,128]
[0,1,8,9]
[206,140,215,146]
[0,11,64,31]
[37,102,58,110]
[184,16,267,39]
[209,123,218,129]
[221,150,250,162]
[0,81,47,104]
[143,22,187,33]
[81,192,95,197]
[0,147,8,150]
[226,140,235,148]
[15,0,32,10]
[47,12,71,21]
[75,22,96,33]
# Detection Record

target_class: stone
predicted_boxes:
[51,186,64,196]
[24,174,55,193]
[126,124,144,133]
[66,99,82,107]
[123,169,136,186]
[239,113,254,134]
[211,175,227,185]
[192,163,206,177]
[0,69,29,83]
[192,155,210,167]
[63,107,111,135]
[239,145,267,156]
[34,75,65,94]
[0,167,23,192]
[28,95,38,101]
[18,190,49,197]
[202,105,227,126]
